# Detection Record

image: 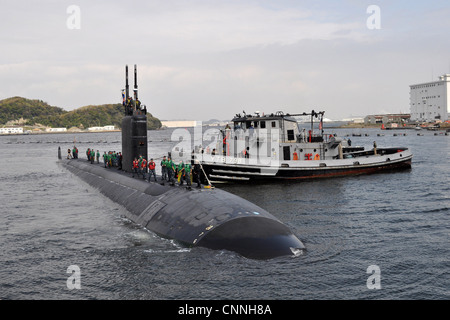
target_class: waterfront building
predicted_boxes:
[87,125,115,131]
[365,114,410,125]
[45,127,67,132]
[410,74,450,122]
[0,127,23,134]
[161,120,198,128]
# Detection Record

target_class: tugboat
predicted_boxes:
[193,110,413,181]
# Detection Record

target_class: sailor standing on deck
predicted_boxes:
[167,157,176,185]
[148,158,157,182]
[300,128,307,142]
[160,156,168,181]
[184,161,192,187]
[193,160,202,188]
[118,152,122,170]
[178,161,186,185]
[132,157,139,178]
[140,157,147,180]
[103,152,108,168]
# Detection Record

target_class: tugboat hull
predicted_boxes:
[201,148,413,182]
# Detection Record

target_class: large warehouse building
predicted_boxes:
[410,74,450,122]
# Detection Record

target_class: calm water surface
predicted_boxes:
[0,128,448,299]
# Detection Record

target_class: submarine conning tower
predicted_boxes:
[122,64,148,173]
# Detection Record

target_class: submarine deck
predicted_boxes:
[59,158,305,259]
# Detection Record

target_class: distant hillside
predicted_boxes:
[0,97,66,125]
[0,97,162,130]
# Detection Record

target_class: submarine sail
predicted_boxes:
[122,64,148,173]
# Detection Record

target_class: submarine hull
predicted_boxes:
[60,159,305,259]
[200,217,304,259]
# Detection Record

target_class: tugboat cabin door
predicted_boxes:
[283,146,291,161]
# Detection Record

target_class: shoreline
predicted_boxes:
[334,123,450,131]
[0,130,121,136]
[1,123,449,136]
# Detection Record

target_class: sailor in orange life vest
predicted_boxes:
[132,157,140,178]
[147,158,157,182]
[140,157,147,180]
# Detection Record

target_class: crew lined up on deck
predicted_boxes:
[66,147,203,189]
[132,154,202,188]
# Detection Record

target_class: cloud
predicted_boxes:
[1,1,450,121]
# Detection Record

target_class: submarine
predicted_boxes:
[58,65,305,260]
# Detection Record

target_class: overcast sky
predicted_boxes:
[1,0,450,121]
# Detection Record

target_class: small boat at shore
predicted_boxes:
[193,110,413,182]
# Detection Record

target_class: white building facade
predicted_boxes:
[45,127,67,132]
[410,74,450,122]
[87,125,115,131]
[0,127,23,134]
[161,120,198,128]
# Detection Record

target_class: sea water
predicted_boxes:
[0,128,448,299]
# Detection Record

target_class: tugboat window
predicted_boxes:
[260,121,266,129]
[287,130,295,141]
[272,121,276,128]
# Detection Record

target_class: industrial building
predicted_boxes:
[45,127,67,132]
[410,74,450,122]
[161,120,198,128]
[365,114,410,125]
[87,125,116,131]
[0,127,23,134]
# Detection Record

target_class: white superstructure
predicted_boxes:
[410,74,450,122]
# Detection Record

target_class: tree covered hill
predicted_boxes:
[0,97,162,130]
[0,97,66,124]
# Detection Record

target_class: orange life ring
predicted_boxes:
[314,154,320,160]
